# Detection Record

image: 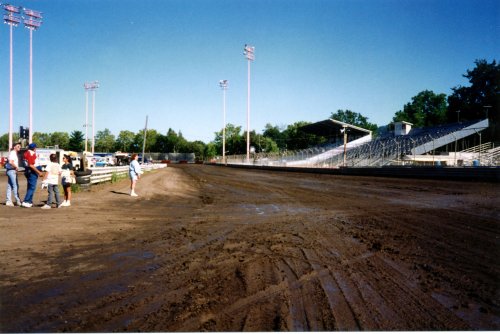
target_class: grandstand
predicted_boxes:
[225,118,496,167]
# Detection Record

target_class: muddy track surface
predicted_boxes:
[0,164,499,331]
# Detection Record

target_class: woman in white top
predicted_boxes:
[128,153,142,197]
[5,142,21,206]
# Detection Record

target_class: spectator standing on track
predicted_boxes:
[129,153,142,197]
[60,154,74,207]
[5,142,22,206]
[22,143,43,208]
[41,153,62,209]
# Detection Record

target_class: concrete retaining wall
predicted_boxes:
[209,163,500,182]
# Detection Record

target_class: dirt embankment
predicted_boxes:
[0,165,499,331]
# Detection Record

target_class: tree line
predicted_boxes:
[1,59,498,158]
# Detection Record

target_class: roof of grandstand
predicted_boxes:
[300,119,372,138]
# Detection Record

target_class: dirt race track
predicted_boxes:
[0,164,499,331]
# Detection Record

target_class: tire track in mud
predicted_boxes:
[1,165,498,331]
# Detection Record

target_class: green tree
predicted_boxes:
[133,129,159,153]
[165,128,180,152]
[447,59,500,142]
[32,132,51,148]
[115,130,135,152]
[447,59,499,124]
[95,128,116,152]
[393,91,447,127]
[252,133,278,153]
[204,142,217,160]
[0,133,21,150]
[214,123,245,155]
[68,131,84,151]
[282,121,324,150]
[184,140,206,160]
[263,123,287,150]
[330,109,378,132]
[50,132,70,149]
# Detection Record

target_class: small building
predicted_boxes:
[394,121,413,136]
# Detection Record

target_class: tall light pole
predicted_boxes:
[3,4,21,149]
[23,8,42,144]
[219,79,228,163]
[84,87,89,152]
[244,44,254,162]
[84,81,99,154]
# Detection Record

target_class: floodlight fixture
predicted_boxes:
[84,81,100,90]
[219,79,228,89]
[244,44,255,61]
[3,4,21,26]
[3,4,20,13]
[23,8,42,30]
[24,8,42,19]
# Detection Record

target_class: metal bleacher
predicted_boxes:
[225,118,492,168]
[330,119,490,167]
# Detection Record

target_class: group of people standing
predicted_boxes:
[4,142,74,209]
[5,144,144,208]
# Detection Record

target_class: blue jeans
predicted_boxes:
[6,169,20,204]
[47,184,61,206]
[24,172,39,204]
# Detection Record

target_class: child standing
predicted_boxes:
[60,154,74,207]
[41,153,62,209]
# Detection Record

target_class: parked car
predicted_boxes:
[95,156,114,167]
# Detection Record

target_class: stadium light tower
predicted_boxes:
[219,79,228,162]
[84,81,99,154]
[244,44,255,162]
[3,4,21,150]
[23,8,43,143]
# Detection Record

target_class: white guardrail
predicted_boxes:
[88,163,167,184]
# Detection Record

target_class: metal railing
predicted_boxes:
[88,163,167,184]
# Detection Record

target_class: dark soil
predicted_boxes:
[0,164,498,331]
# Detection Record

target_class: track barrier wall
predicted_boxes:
[88,164,167,185]
[208,163,500,182]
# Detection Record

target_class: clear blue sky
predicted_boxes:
[0,0,498,143]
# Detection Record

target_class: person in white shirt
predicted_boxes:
[128,153,142,197]
[5,142,21,206]
[41,154,62,209]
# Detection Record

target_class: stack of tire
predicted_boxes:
[75,169,92,189]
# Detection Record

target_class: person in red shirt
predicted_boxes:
[22,143,43,208]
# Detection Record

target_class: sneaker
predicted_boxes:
[130,192,138,197]
[65,201,71,207]
[60,200,67,207]
[5,201,14,207]
[41,204,51,209]
[21,202,33,208]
